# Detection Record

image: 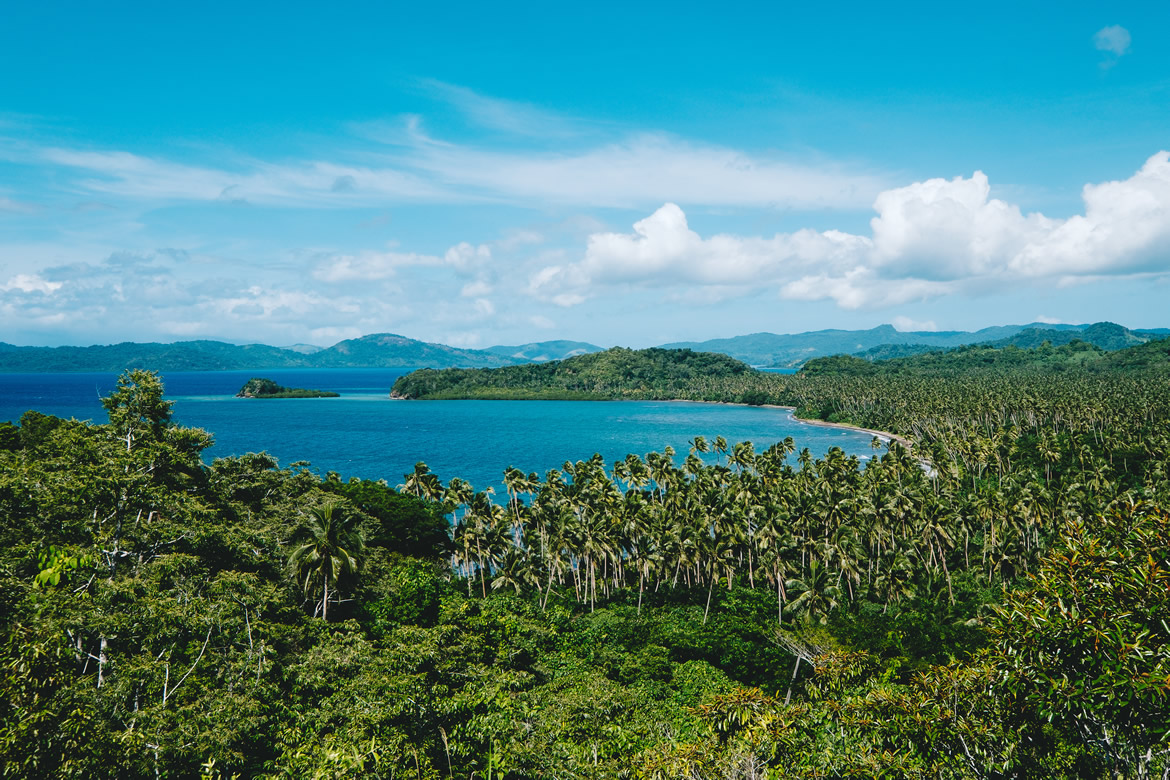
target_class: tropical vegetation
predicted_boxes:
[236,377,339,398]
[3,344,1170,777]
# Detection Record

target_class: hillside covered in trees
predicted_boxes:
[391,347,755,400]
[3,358,1170,777]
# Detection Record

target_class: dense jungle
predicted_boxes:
[3,339,1169,778]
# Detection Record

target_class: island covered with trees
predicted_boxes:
[236,377,340,399]
[3,340,1170,777]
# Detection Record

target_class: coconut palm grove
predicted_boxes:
[2,338,1169,778]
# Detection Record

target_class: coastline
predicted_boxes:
[772,406,915,451]
[665,398,915,452]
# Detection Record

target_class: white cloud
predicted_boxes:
[460,279,493,297]
[420,79,585,139]
[493,229,544,252]
[781,272,953,310]
[1034,315,1067,324]
[37,147,451,207]
[2,273,63,294]
[313,242,491,283]
[444,331,483,348]
[892,316,939,332]
[21,122,886,213]
[0,243,421,346]
[1094,25,1131,57]
[529,151,1170,310]
[309,325,364,343]
[0,196,35,213]
[443,242,492,272]
[408,133,885,210]
[313,250,439,282]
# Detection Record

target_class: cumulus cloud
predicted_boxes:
[0,245,420,346]
[892,316,939,332]
[528,151,1170,310]
[1,273,63,294]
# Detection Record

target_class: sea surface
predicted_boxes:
[0,369,882,491]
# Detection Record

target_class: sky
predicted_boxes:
[2,2,1170,349]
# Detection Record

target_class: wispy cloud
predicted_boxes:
[1094,24,1131,68]
[405,132,886,210]
[38,146,451,207]
[0,195,37,213]
[311,241,492,283]
[419,79,590,139]
[1094,24,1131,56]
[9,86,888,213]
[18,134,884,212]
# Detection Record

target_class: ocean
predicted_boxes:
[0,369,882,491]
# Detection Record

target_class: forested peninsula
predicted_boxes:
[4,337,1170,777]
[390,347,757,401]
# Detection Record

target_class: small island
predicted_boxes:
[236,377,339,399]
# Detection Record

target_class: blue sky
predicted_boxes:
[2,2,1169,348]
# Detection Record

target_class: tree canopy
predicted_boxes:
[2,359,1169,778]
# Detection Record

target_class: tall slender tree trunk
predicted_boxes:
[97,636,108,688]
[637,570,644,616]
[541,567,555,611]
[590,561,596,612]
[941,551,954,605]
[703,575,715,624]
[784,656,801,706]
[777,581,785,624]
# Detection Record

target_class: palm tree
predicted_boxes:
[784,560,841,625]
[289,499,364,620]
[401,461,443,502]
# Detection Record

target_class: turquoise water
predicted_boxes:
[0,369,881,491]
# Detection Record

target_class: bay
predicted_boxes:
[0,369,883,491]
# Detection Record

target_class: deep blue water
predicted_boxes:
[0,369,882,491]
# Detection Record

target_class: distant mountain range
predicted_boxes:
[0,334,518,373]
[664,322,1170,367]
[0,323,1164,373]
[483,340,603,362]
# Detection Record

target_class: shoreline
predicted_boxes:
[774,407,915,451]
[664,398,916,453]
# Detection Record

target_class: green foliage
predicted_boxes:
[324,477,451,559]
[236,377,339,399]
[362,556,444,628]
[3,359,1170,777]
[288,499,365,620]
[17,410,65,450]
[0,333,527,373]
[391,346,754,400]
[0,422,19,451]
[989,502,1170,775]
[32,545,93,588]
[101,368,173,445]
